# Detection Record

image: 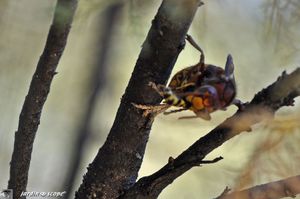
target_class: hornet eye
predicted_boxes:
[177,74,183,81]
[204,70,213,78]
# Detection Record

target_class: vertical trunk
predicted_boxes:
[75,0,201,198]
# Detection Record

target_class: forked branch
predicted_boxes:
[120,68,300,199]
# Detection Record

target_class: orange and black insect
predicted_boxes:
[155,35,243,120]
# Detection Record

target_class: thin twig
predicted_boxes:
[200,156,223,164]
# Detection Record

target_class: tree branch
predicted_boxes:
[120,68,300,199]
[216,175,300,199]
[75,0,203,198]
[7,0,78,198]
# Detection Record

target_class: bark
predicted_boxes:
[75,0,202,198]
[7,0,78,198]
[120,69,300,199]
[217,175,300,199]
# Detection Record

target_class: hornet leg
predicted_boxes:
[186,34,205,66]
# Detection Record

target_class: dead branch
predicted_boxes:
[7,0,78,198]
[120,69,300,199]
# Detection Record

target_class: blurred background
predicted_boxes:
[0,0,300,198]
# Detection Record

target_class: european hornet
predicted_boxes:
[135,35,243,120]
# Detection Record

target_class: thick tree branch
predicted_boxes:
[75,0,202,198]
[120,68,300,199]
[217,174,300,199]
[8,0,78,198]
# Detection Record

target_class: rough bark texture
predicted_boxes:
[120,68,300,199]
[8,0,78,198]
[75,0,202,198]
[217,175,300,199]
